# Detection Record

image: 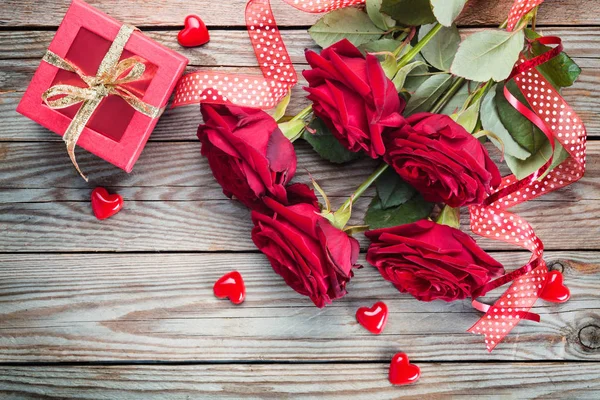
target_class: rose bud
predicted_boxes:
[366,220,504,302]
[251,185,361,307]
[303,39,405,159]
[198,103,297,211]
[383,113,502,207]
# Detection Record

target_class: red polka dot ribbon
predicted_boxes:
[172,0,365,109]
[507,0,545,31]
[468,33,587,351]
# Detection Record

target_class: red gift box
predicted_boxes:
[17,0,188,173]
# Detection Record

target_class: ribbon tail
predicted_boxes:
[63,98,103,182]
[468,37,586,351]
[468,263,548,352]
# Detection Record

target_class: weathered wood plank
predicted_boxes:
[0,30,316,66]
[1,193,599,252]
[1,58,597,142]
[0,142,379,197]
[1,139,598,198]
[0,252,598,362]
[0,0,596,27]
[1,362,599,399]
[0,138,598,252]
[2,28,597,65]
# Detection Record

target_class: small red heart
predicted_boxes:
[356,301,388,334]
[91,187,123,220]
[540,270,570,303]
[213,271,246,304]
[389,353,421,386]
[178,15,210,47]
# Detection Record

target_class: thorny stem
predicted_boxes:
[430,77,467,114]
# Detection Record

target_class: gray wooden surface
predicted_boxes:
[0,0,599,398]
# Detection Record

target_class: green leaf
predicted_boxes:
[452,97,481,133]
[401,53,430,92]
[436,205,460,229]
[505,141,568,180]
[323,203,353,230]
[439,81,471,115]
[375,167,417,209]
[381,0,437,26]
[451,29,525,82]
[380,53,400,80]
[496,81,547,154]
[359,38,403,54]
[366,0,396,30]
[392,61,427,92]
[430,0,468,26]
[365,193,434,229]
[268,91,291,122]
[524,29,581,89]
[419,23,461,71]
[302,117,361,164]
[480,85,531,160]
[405,73,452,115]
[278,119,306,142]
[309,8,385,48]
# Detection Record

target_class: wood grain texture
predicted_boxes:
[1,193,599,252]
[1,28,598,66]
[0,0,599,395]
[1,140,598,199]
[1,0,597,27]
[1,362,600,399]
[1,140,598,252]
[0,29,598,142]
[0,252,599,362]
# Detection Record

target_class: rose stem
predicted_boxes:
[290,104,313,122]
[430,77,467,114]
[396,22,442,69]
[338,163,390,212]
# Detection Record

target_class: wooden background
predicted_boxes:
[1,0,599,398]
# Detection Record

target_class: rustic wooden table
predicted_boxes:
[1,0,599,398]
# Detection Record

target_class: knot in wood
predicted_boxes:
[579,325,600,350]
[549,261,565,273]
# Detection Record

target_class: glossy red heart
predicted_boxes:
[540,270,570,303]
[213,271,246,304]
[356,301,388,334]
[389,352,421,385]
[178,15,210,47]
[91,187,123,220]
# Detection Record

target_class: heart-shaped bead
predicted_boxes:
[91,187,123,220]
[356,301,388,334]
[213,271,246,304]
[540,270,570,303]
[178,15,210,47]
[389,353,420,385]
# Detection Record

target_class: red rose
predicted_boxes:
[384,113,501,207]
[252,186,361,307]
[366,220,504,302]
[303,39,405,159]
[198,103,297,211]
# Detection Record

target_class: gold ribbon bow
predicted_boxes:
[41,25,163,181]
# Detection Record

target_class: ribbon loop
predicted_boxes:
[41,25,161,181]
[172,0,366,109]
[468,35,587,352]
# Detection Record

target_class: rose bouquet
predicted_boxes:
[192,0,586,351]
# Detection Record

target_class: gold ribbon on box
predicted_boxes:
[41,25,163,181]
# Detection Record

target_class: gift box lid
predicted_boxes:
[17,0,189,174]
